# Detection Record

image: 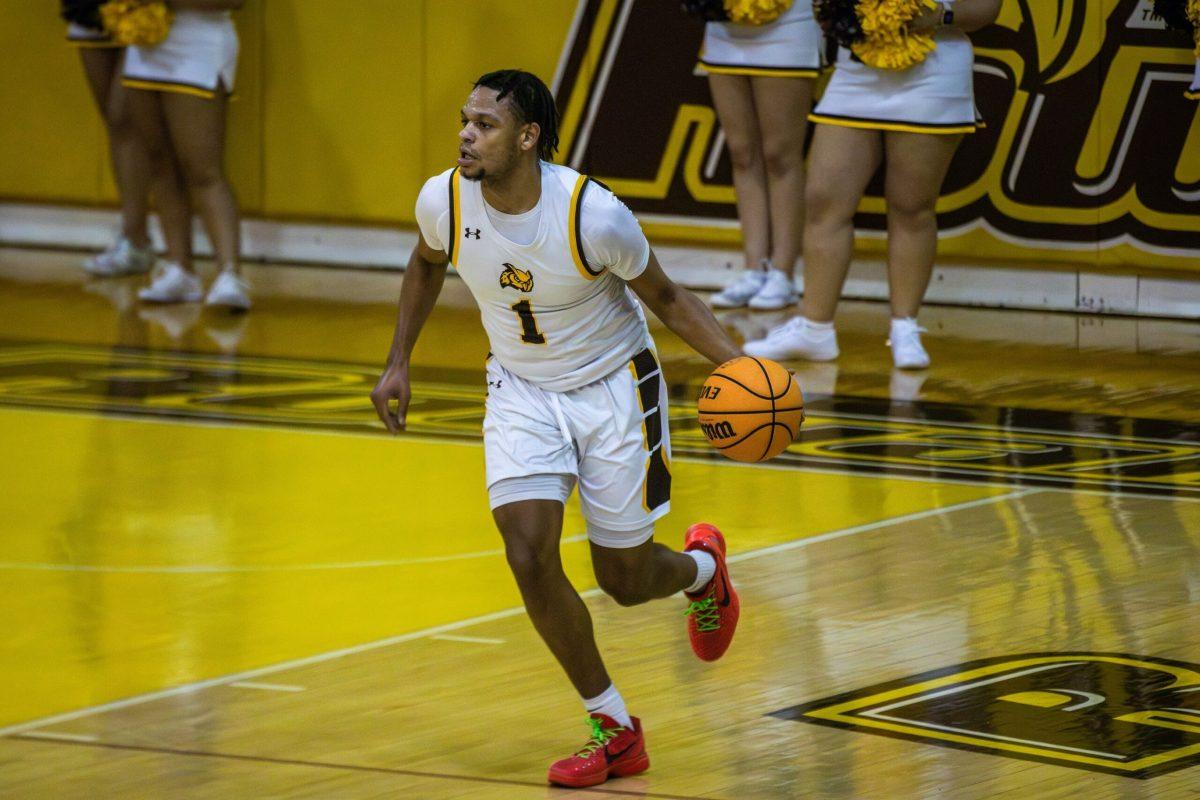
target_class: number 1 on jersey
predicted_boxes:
[511,300,546,344]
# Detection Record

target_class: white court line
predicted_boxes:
[229,682,305,693]
[19,731,97,743]
[430,635,506,645]
[0,487,1027,738]
[0,601,554,738]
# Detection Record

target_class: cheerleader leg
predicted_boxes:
[801,123,882,322]
[125,86,194,270]
[750,75,816,279]
[160,85,241,274]
[882,131,962,319]
[80,47,152,249]
[708,74,770,271]
[78,47,122,112]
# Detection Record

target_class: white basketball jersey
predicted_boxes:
[444,162,650,392]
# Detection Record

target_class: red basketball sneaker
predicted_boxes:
[547,714,649,788]
[684,522,740,661]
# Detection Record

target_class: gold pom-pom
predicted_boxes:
[851,0,936,70]
[1190,0,1200,56]
[724,0,794,26]
[100,0,173,47]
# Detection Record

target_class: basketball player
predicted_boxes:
[371,70,744,788]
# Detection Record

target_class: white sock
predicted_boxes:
[802,318,835,337]
[583,684,632,728]
[685,549,717,593]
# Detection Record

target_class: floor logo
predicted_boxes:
[772,653,1200,778]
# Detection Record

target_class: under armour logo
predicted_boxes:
[465,228,481,239]
[488,379,503,390]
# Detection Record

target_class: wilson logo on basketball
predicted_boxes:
[499,263,534,292]
[700,420,736,440]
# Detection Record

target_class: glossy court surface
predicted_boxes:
[2,247,1199,798]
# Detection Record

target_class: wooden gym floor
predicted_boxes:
[1,247,1199,798]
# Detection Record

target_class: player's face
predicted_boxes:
[458,87,536,182]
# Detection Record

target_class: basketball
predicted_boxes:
[697,356,804,463]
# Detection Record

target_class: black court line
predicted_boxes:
[8,735,724,800]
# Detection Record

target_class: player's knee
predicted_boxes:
[504,541,559,585]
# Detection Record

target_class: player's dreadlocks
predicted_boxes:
[474,69,560,162]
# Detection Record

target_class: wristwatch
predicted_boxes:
[940,0,955,26]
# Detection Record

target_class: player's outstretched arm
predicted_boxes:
[628,250,743,366]
[370,235,450,434]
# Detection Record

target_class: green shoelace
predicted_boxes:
[575,716,622,757]
[685,596,720,632]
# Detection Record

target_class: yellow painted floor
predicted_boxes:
[2,248,1200,798]
[0,404,1002,730]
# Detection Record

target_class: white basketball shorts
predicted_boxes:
[483,346,672,545]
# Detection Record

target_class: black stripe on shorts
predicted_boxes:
[631,348,671,512]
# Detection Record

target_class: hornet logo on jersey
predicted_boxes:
[499,263,534,293]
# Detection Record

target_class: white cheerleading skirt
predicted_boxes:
[122,10,239,99]
[698,1,824,78]
[66,21,115,47]
[811,28,980,134]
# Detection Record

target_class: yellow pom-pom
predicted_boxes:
[723,0,794,26]
[1190,0,1200,56]
[100,0,173,47]
[852,0,937,70]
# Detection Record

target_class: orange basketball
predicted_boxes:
[697,356,804,463]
